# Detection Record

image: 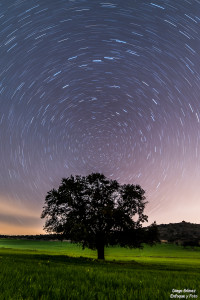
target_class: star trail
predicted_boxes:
[0,0,200,234]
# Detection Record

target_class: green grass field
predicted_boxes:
[0,239,199,299]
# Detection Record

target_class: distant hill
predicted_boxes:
[157,221,200,243]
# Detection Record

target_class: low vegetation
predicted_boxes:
[0,239,199,299]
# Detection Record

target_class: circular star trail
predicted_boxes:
[0,0,200,233]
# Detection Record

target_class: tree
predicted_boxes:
[41,173,156,260]
[182,239,200,248]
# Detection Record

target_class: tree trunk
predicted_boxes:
[97,244,105,260]
[96,232,105,260]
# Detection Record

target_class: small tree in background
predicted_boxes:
[41,173,157,260]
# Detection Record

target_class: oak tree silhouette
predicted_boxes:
[41,173,156,259]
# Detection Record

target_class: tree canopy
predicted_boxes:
[41,173,158,259]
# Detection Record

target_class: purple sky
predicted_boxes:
[0,0,200,234]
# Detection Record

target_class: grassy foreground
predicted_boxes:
[0,240,199,299]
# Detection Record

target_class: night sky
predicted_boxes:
[1,0,200,234]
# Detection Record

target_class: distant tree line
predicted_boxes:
[0,234,63,240]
